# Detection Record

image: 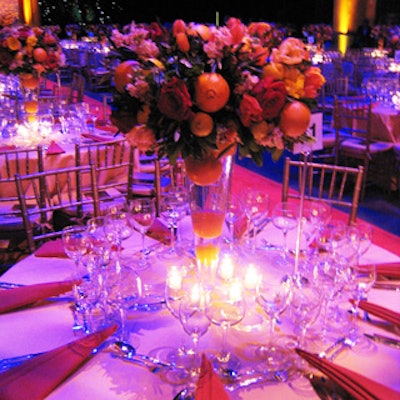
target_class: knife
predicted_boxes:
[364,333,400,349]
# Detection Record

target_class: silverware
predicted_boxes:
[364,333,400,349]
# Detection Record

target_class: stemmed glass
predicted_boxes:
[129,198,156,270]
[62,225,89,279]
[271,202,299,265]
[205,279,246,372]
[104,204,134,270]
[241,191,270,254]
[346,264,376,339]
[351,222,373,264]
[159,186,188,259]
[255,272,292,371]
[289,278,323,351]
[224,195,244,251]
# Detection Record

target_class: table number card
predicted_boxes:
[293,112,323,154]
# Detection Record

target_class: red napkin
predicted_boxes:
[46,140,65,155]
[0,279,77,314]
[354,299,400,328]
[95,120,118,133]
[81,133,110,142]
[372,262,400,280]
[195,354,230,400]
[0,145,16,151]
[34,238,68,258]
[0,324,117,400]
[296,348,400,400]
[146,218,170,244]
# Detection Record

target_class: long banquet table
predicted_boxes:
[0,218,399,399]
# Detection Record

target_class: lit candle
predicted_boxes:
[190,283,201,303]
[244,264,261,290]
[229,281,243,302]
[166,266,182,290]
[218,254,234,281]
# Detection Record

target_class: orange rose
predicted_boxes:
[176,32,190,52]
[172,19,186,36]
[126,124,156,152]
[272,37,307,65]
[304,66,326,98]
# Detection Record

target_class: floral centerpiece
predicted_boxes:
[0,24,64,86]
[109,17,325,185]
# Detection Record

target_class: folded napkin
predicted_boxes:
[0,144,16,151]
[371,262,400,280]
[95,120,118,134]
[0,279,77,314]
[195,354,230,400]
[354,299,400,328]
[46,140,65,155]
[0,324,117,400]
[296,348,400,400]
[34,238,68,258]
[81,133,110,142]
[146,218,170,244]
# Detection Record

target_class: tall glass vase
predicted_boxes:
[186,154,233,284]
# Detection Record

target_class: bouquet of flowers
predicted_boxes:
[0,24,64,77]
[109,17,325,178]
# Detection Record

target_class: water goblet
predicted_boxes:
[351,222,373,264]
[255,272,292,370]
[271,202,299,265]
[205,279,246,372]
[129,198,156,270]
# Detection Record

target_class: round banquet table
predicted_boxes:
[0,218,399,399]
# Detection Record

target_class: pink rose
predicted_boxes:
[157,77,193,121]
[239,94,263,127]
[251,76,287,120]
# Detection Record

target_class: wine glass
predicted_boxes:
[62,225,89,279]
[346,263,376,340]
[289,278,323,351]
[255,271,292,371]
[224,194,244,251]
[271,202,299,265]
[351,222,373,264]
[129,198,156,270]
[159,186,188,259]
[205,279,246,372]
[241,191,270,254]
[178,282,211,370]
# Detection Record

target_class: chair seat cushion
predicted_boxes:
[340,138,393,154]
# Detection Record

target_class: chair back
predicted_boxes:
[75,138,133,213]
[0,146,44,245]
[15,164,100,253]
[282,157,364,224]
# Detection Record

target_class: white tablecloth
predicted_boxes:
[0,220,399,399]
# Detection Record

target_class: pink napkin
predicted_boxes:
[354,299,400,328]
[372,262,400,280]
[296,348,400,400]
[0,279,77,314]
[34,239,68,258]
[46,141,65,155]
[195,354,230,400]
[0,324,117,400]
[146,218,170,244]
[81,133,110,142]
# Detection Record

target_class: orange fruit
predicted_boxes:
[184,154,223,186]
[24,100,39,114]
[113,60,138,93]
[189,112,214,137]
[279,101,311,138]
[194,73,230,113]
[192,211,225,238]
[33,47,48,62]
[19,74,39,89]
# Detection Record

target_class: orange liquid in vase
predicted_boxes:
[191,210,224,239]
